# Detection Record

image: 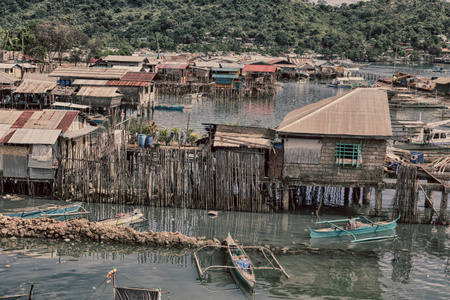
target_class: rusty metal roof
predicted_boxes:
[14,80,57,94]
[158,64,189,70]
[243,65,277,73]
[121,72,156,81]
[0,109,78,132]
[106,80,151,87]
[277,89,392,138]
[77,86,122,97]
[49,67,127,80]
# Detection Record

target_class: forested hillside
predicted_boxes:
[0,0,449,59]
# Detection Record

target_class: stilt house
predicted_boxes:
[275,88,391,187]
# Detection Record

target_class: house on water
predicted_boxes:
[275,88,392,213]
[11,80,57,109]
[242,64,277,95]
[0,109,97,193]
[0,70,20,106]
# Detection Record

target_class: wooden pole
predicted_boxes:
[375,186,382,217]
[362,187,371,205]
[439,191,448,224]
[282,181,289,211]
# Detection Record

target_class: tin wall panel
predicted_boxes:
[3,155,27,178]
[29,168,54,180]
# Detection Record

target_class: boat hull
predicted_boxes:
[308,218,398,239]
[97,211,144,226]
[3,203,82,219]
[154,104,184,111]
[225,234,256,292]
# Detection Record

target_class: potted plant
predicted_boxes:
[186,130,200,146]
[171,126,180,146]
[158,128,170,145]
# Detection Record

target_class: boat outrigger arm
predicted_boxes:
[193,245,290,279]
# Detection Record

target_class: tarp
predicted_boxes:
[216,77,233,84]
[114,287,160,300]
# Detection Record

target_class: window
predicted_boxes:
[441,133,446,139]
[336,142,361,167]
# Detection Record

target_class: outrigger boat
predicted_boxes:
[193,233,290,294]
[307,215,400,243]
[96,209,144,226]
[2,202,85,219]
[154,103,185,111]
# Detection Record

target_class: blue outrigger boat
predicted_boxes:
[2,202,84,219]
[154,104,185,111]
[307,215,400,243]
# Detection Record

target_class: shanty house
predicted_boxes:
[157,63,189,83]
[0,63,22,79]
[96,55,149,68]
[106,72,156,106]
[76,86,122,111]
[0,109,96,181]
[276,88,391,186]
[0,71,20,106]
[433,77,450,95]
[12,80,57,109]
[49,67,128,86]
[211,68,242,89]
[242,64,277,89]
[268,59,297,79]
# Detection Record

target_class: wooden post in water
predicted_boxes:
[362,187,371,204]
[282,181,290,211]
[375,186,383,216]
[352,187,361,205]
[439,191,448,224]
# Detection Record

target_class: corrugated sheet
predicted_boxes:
[121,72,156,82]
[220,63,245,69]
[433,77,450,84]
[56,111,79,131]
[49,67,127,80]
[52,102,90,110]
[277,88,392,138]
[103,55,147,62]
[0,70,20,84]
[158,64,189,70]
[243,65,277,73]
[77,86,121,97]
[0,124,12,139]
[0,63,19,69]
[195,62,220,68]
[50,85,78,96]
[60,126,98,139]
[212,74,238,79]
[3,155,28,178]
[7,129,61,144]
[111,66,144,72]
[106,80,150,87]
[11,111,34,128]
[284,139,322,164]
[212,68,239,72]
[72,79,109,86]
[213,132,272,149]
[14,80,57,94]
[29,168,54,179]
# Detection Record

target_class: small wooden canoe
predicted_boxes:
[2,203,83,219]
[224,233,256,291]
[96,209,144,226]
[307,216,400,242]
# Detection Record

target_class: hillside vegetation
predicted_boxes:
[0,0,449,60]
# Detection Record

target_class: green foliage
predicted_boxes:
[186,131,200,144]
[0,0,448,58]
[158,127,170,145]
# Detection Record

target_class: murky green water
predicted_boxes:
[1,200,449,299]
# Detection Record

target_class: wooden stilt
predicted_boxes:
[439,191,448,224]
[375,187,382,217]
[362,187,371,205]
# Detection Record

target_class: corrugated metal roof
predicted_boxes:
[121,72,156,82]
[158,64,189,70]
[277,88,392,138]
[106,80,151,87]
[53,102,90,110]
[212,74,238,79]
[7,129,61,144]
[0,70,20,84]
[433,77,450,84]
[212,68,239,72]
[0,109,78,131]
[50,85,78,96]
[77,86,122,97]
[0,63,19,69]
[213,132,272,149]
[49,67,127,80]
[56,111,79,131]
[194,62,220,68]
[14,80,57,94]
[72,79,109,86]
[60,126,98,139]
[220,63,245,69]
[0,124,11,139]
[243,65,277,73]
[111,66,144,72]
[103,55,147,62]
[0,110,24,125]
